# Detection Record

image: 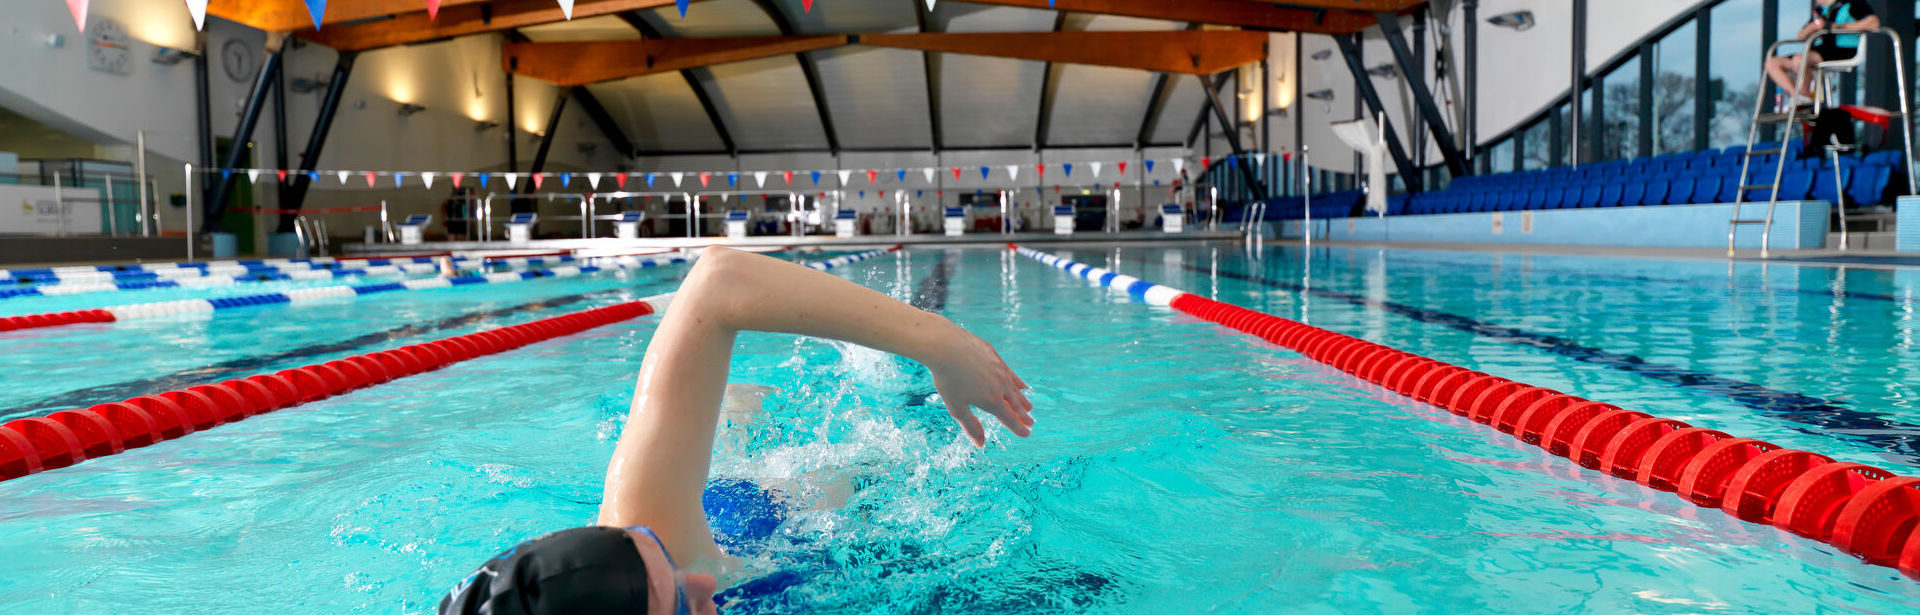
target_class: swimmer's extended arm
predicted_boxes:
[597,247,1033,562]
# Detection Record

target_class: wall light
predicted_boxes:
[152,47,196,65]
[1310,49,1332,61]
[1366,63,1396,79]
[291,76,332,94]
[398,103,428,117]
[1304,89,1335,114]
[1487,11,1535,31]
[474,120,499,132]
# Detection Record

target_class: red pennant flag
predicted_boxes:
[1118,161,1127,175]
[866,170,878,185]
[364,172,377,187]
[1036,164,1046,177]
[952,167,962,180]
[1202,156,1211,170]
[615,173,628,189]
[803,0,814,12]
[64,0,87,32]
[533,173,546,189]
[276,170,288,183]
[451,173,464,188]
[937,189,943,197]
[1054,185,1061,193]
[699,172,710,188]
[783,171,794,185]
[425,0,441,20]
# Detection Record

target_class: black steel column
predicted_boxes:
[1199,75,1270,202]
[505,67,519,173]
[1694,8,1711,153]
[1638,41,1655,158]
[1412,9,1427,173]
[194,38,214,197]
[1570,0,1586,166]
[205,42,285,231]
[1294,33,1305,194]
[1590,74,1606,160]
[1376,12,1469,177]
[271,55,290,222]
[1549,106,1564,167]
[1464,0,1479,161]
[520,91,568,200]
[278,52,356,233]
[1336,34,1422,191]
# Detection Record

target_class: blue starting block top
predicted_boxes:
[1053,206,1074,216]
[1160,204,1183,215]
[835,209,857,220]
[725,210,750,222]
[507,213,537,225]
[400,214,432,227]
[616,211,646,223]
[944,207,965,218]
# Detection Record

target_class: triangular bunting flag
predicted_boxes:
[1118,161,1127,175]
[560,173,571,188]
[479,173,491,188]
[1254,152,1268,166]
[532,174,545,190]
[836,170,852,186]
[247,169,261,184]
[614,173,627,189]
[1063,163,1073,177]
[505,173,518,190]
[306,171,319,182]
[425,0,441,21]
[953,167,962,181]
[721,194,729,203]
[364,172,377,187]
[675,0,689,18]
[670,172,683,187]
[1036,164,1046,178]
[185,0,208,30]
[1006,165,1017,181]
[558,0,575,19]
[859,191,865,199]
[1144,160,1155,174]
[811,171,822,186]
[1090,161,1102,178]
[451,173,464,189]
[277,170,288,183]
[1172,158,1185,174]
[1201,156,1211,170]
[337,170,351,184]
[587,173,602,189]
[896,169,907,183]
[803,0,813,12]
[422,172,435,189]
[304,0,327,29]
[923,168,935,183]
[1227,155,1237,167]
[645,173,656,188]
[64,0,88,32]
[866,170,878,185]
[394,172,407,188]
[727,172,737,188]
[782,171,793,185]
[754,171,767,188]
[698,172,710,188]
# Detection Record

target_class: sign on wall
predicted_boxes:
[1,184,100,235]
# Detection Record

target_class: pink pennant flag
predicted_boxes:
[451,173,464,188]
[1035,164,1046,178]
[364,172,377,187]
[699,172,710,188]
[184,0,208,30]
[532,173,545,189]
[783,171,793,185]
[952,167,962,180]
[277,170,288,183]
[65,0,89,32]
[425,0,442,21]
[866,170,878,185]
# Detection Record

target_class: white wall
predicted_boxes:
[0,0,621,248]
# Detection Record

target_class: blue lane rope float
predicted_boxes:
[0,255,582,300]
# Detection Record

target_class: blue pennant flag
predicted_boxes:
[859,190,866,198]
[1063,163,1073,177]
[305,0,328,28]
[1154,179,1161,186]
[646,173,657,188]
[479,173,491,188]
[980,166,989,179]
[728,173,738,188]
[677,0,691,18]
[811,171,822,186]
[916,190,923,198]
[222,169,232,180]
[1145,160,1155,173]
[561,173,572,188]
[1228,155,1238,167]
[896,169,906,182]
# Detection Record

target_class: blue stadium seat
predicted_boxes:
[1641,179,1669,205]
[1811,166,1847,204]
[1716,174,1743,203]
[1620,182,1646,206]
[1577,184,1603,208]
[1777,171,1813,201]
[1599,183,1623,207]
[1863,150,1905,167]
[1850,165,1890,205]
[1666,176,1695,204]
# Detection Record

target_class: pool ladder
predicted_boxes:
[1732,29,1915,258]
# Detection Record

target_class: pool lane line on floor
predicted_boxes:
[1366,250,1918,306]
[2,279,686,421]
[0,254,693,334]
[0,248,898,484]
[0,254,582,300]
[1142,256,1920,467]
[0,295,672,483]
[1016,245,1920,579]
[908,251,955,312]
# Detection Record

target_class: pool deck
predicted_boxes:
[338,230,1245,255]
[1279,238,1920,270]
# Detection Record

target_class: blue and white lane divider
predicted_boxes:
[1,255,580,300]
[804,247,899,271]
[2,255,576,284]
[1011,246,1185,307]
[97,254,689,322]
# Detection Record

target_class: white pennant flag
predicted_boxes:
[184,0,209,30]
[753,171,767,188]
[247,169,260,184]
[1253,152,1268,166]
[721,194,730,203]
[1089,161,1103,178]
[922,167,935,183]
[423,172,436,189]
[557,0,575,19]
[836,170,852,186]
[505,173,519,190]
[926,0,937,11]
[1172,158,1185,174]
[670,172,684,187]
[337,170,351,184]
[1007,165,1019,181]
[586,173,601,189]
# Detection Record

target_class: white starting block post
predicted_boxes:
[1160,204,1186,233]
[725,210,750,240]
[506,213,537,243]
[834,209,857,238]
[613,211,646,239]
[1053,205,1075,236]
[943,207,966,237]
[397,214,432,245]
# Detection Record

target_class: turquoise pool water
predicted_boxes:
[2,245,1918,613]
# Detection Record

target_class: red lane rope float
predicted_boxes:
[1009,245,1920,579]
[0,297,663,484]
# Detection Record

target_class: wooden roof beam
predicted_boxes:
[952,0,1377,34]
[299,0,687,51]
[860,30,1268,76]
[504,36,848,86]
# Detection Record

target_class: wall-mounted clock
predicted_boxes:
[222,38,259,83]
[86,17,131,75]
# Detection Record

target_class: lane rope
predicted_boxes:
[0,255,580,300]
[1011,244,1920,579]
[0,254,689,333]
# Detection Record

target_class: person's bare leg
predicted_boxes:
[1766,55,1801,96]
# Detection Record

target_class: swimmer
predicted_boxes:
[435,255,458,279]
[439,247,1034,614]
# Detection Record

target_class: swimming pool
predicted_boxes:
[2,244,1918,613]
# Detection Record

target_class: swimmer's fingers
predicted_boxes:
[945,400,987,448]
[981,395,1032,438]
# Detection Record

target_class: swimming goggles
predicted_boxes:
[627,526,692,615]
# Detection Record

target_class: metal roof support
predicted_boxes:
[1334,33,1421,191]
[748,0,839,153]
[1376,11,1468,178]
[1199,74,1270,202]
[618,13,737,156]
[1033,12,1069,150]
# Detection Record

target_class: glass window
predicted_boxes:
[1521,119,1551,170]
[1654,19,1697,154]
[1599,59,1642,161]
[1488,138,1515,174]
[1708,0,1764,149]
[1551,102,1570,166]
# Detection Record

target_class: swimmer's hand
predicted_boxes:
[926,328,1034,447]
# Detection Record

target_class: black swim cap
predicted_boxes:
[438,526,652,615]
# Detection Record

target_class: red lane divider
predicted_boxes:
[0,300,657,483]
[1164,292,1920,579]
[0,309,115,332]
